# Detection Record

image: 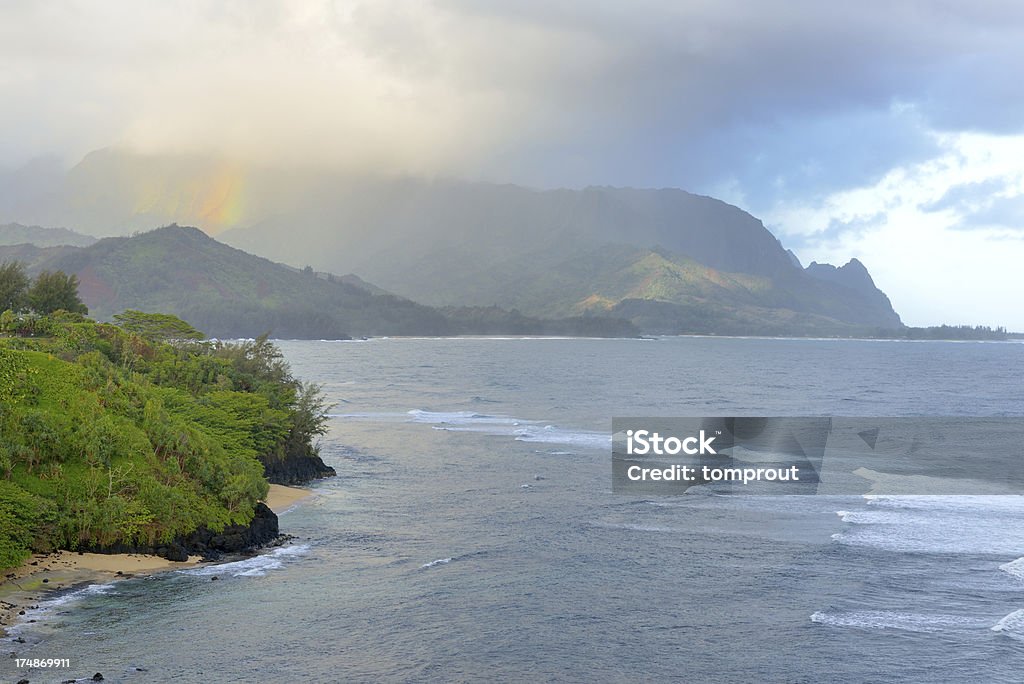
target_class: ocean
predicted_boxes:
[5,336,1024,683]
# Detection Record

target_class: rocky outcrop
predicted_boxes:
[83,502,281,562]
[177,502,280,559]
[260,452,337,486]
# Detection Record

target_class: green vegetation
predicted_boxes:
[27,270,88,315]
[0,225,451,338]
[113,309,205,341]
[0,225,640,338]
[0,261,87,315]
[0,309,329,570]
[875,324,1010,341]
[0,261,29,312]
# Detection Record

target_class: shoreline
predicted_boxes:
[0,483,312,636]
[265,483,314,512]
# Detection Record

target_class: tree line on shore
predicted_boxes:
[0,299,330,569]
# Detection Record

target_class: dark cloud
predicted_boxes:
[1,1,1023,197]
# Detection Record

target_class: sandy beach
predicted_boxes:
[0,484,311,635]
[265,483,313,512]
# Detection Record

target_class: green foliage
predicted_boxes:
[0,481,57,567]
[113,310,205,342]
[0,261,29,312]
[0,311,327,569]
[27,270,88,315]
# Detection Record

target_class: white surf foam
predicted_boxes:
[412,409,608,450]
[833,496,1024,555]
[592,522,679,533]
[835,510,908,525]
[180,544,311,578]
[864,495,1024,514]
[420,557,452,569]
[811,610,986,633]
[333,408,609,451]
[7,582,118,635]
[992,609,1024,639]
[511,424,610,450]
[999,557,1024,581]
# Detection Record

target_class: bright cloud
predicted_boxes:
[767,131,1024,328]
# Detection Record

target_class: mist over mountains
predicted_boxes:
[0,149,902,335]
[0,222,95,248]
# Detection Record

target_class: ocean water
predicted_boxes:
[5,336,1024,683]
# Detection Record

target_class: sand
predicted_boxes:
[1,484,313,634]
[265,483,313,513]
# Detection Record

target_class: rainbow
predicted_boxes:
[129,162,248,234]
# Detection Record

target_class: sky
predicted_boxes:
[2,0,1024,328]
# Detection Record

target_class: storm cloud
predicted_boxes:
[2,0,1023,326]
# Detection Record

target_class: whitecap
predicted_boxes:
[179,544,310,578]
[420,557,452,569]
[811,610,986,633]
[832,497,1024,555]
[992,609,1024,639]
[1000,557,1024,581]
[512,424,610,450]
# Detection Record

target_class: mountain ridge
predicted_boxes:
[0,225,638,338]
[0,149,903,333]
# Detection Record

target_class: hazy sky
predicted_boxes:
[2,1,1024,328]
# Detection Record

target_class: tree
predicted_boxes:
[0,261,29,312]
[113,310,205,342]
[27,270,88,315]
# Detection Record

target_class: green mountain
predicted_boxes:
[0,223,96,248]
[0,226,451,338]
[0,225,636,338]
[1,149,902,334]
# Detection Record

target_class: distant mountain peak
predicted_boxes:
[0,222,96,248]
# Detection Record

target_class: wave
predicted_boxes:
[835,510,912,525]
[992,609,1024,639]
[419,557,452,569]
[512,424,609,450]
[7,582,118,636]
[332,408,609,450]
[408,409,521,425]
[833,496,1024,555]
[831,527,1024,556]
[591,521,679,533]
[811,610,987,633]
[1000,557,1024,581]
[413,410,609,450]
[180,544,311,578]
[864,495,1024,514]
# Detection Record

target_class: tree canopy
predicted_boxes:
[0,261,29,312]
[27,270,88,315]
[113,310,205,341]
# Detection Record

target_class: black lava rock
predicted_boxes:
[260,452,336,485]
